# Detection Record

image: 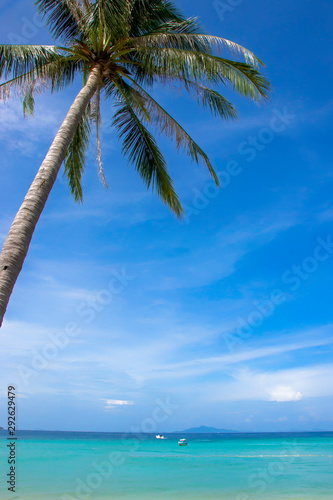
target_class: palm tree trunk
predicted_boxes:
[0,64,102,327]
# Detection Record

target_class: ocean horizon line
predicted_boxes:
[2,429,333,435]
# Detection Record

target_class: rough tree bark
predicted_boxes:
[0,65,103,327]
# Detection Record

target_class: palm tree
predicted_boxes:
[0,0,270,327]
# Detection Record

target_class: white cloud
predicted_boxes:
[268,386,302,402]
[104,399,133,405]
[102,399,134,411]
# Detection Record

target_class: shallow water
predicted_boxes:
[0,431,332,499]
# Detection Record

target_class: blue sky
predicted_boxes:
[1,0,333,433]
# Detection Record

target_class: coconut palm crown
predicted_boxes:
[0,0,270,326]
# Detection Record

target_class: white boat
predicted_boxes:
[156,434,166,439]
[178,438,188,446]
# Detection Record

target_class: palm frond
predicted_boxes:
[130,32,262,66]
[35,0,87,42]
[180,78,238,120]
[130,48,270,101]
[0,56,82,110]
[22,86,35,116]
[129,0,185,37]
[64,0,88,28]
[0,72,33,102]
[214,58,270,100]
[41,56,84,92]
[187,35,263,66]
[129,24,213,53]
[112,94,184,217]
[147,17,201,35]
[88,0,129,42]
[0,44,59,79]
[64,103,92,202]
[21,79,50,116]
[114,78,220,184]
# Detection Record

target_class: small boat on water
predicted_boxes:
[156,434,166,439]
[178,438,188,446]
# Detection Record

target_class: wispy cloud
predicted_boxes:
[0,98,65,158]
[0,98,62,132]
[143,329,333,381]
[4,318,332,401]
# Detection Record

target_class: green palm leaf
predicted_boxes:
[130,47,270,101]
[130,32,261,66]
[0,45,59,79]
[64,103,92,202]
[177,78,238,120]
[35,0,86,42]
[88,0,129,42]
[112,79,220,185]
[129,0,184,37]
[0,56,82,105]
[113,97,184,217]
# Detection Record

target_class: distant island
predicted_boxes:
[177,425,239,433]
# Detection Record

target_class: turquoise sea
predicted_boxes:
[0,431,333,499]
